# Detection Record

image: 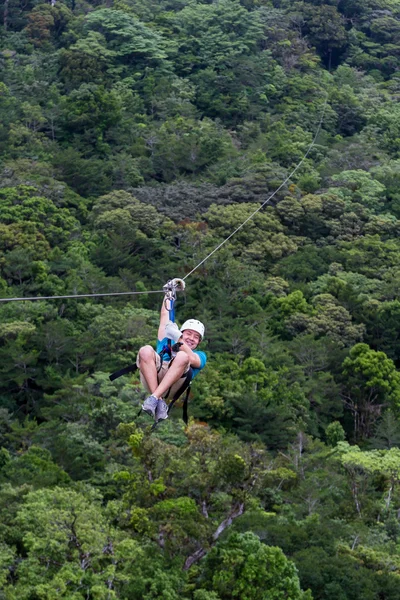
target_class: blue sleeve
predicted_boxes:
[156,337,169,353]
[194,350,207,370]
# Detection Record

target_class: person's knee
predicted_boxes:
[174,352,190,368]
[139,345,155,362]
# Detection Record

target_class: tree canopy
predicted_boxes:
[1,0,400,597]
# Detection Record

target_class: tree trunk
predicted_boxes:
[4,0,9,31]
[351,480,362,517]
[183,503,245,571]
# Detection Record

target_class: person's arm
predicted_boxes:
[158,278,185,340]
[158,296,170,341]
[177,342,201,369]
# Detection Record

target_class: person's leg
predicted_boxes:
[137,346,159,394]
[153,352,190,399]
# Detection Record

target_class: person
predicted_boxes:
[136,294,207,422]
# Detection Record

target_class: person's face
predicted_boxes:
[182,329,201,350]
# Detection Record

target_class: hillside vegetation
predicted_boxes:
[1,0,400,598]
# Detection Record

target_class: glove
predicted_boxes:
[165,321,182,343]
[171,278,185,291]
[163,278,186,293]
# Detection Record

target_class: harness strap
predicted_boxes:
[109,343,172,382]
[182,387,190,425]
[109,364,137,381]
[166,366,193,416]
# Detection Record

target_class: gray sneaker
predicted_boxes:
[142,395,158,418]
[155,398,169,422]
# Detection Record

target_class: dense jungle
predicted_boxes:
[1,0,400,597]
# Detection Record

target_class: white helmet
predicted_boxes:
[181,319,205,341]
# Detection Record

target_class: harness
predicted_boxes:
[109,278,192,424]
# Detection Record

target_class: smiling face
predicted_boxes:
[181,328,201,350]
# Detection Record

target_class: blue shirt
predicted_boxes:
[156,337,207,379]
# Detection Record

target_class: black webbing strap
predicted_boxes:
[109,364,137,381]
[109,343,171,382]
[166,367,193,421]
[182,387,190,424]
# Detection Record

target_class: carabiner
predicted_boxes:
[162,278,185,323]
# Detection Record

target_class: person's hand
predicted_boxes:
[163,278,185,293]
[165,321,182,343]
[171,278,185,291]
[163,280,173,293]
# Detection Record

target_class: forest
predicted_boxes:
[1,0,400,597]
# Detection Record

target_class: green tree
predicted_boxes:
[325,421,346,447]
[23,3,72,49]
[330,170,386,212]
[286,294,365,348]
[339,443,400,517]
[341,343,400,440]
[169,0,264,74]
[370,410,400,450]
[0,445,70,488]
[151,117,234,181]
[300,3,349,65]
[61,83,123,153]
[85,8,169,68]
[197,531,312,600]
[3,486,187,599]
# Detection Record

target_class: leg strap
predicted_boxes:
[166,367,193,420]
[109,364,137,381]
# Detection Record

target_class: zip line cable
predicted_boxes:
[0,91,328,302]
[182,90,330,282]
[0,290,164,303]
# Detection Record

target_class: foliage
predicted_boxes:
[1,0,400,598]
[197,531,312,599]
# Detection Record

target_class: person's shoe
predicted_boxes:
[155,398,169,422]
[142,395,159,418]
